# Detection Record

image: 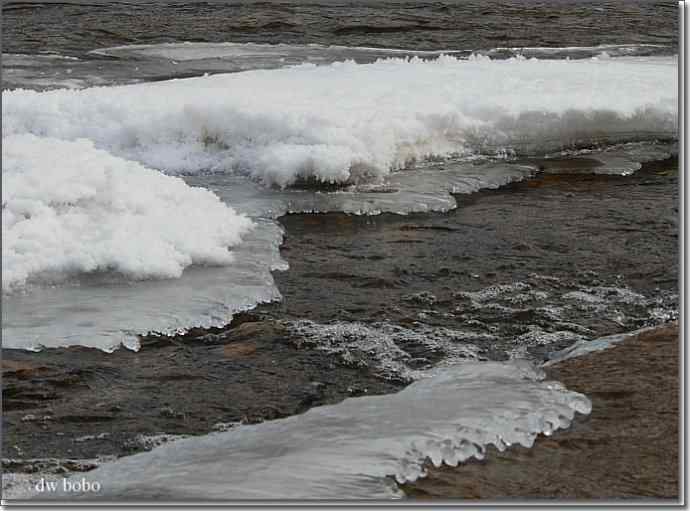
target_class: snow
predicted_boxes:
[2,135,253,293]
[4,55,677,188]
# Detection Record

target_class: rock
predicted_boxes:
[223,342,257,358]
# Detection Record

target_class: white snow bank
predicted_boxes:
[2,218,285,351]
[3,55,677,188]
[36,360,590,500]
[2,134,253,293]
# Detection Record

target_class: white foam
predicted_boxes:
[4,55,677,188]
[2,135,253,293]
[562,286,648,309]
[34,361,590,500]
[286,320,490,381]
[514,327,586,348]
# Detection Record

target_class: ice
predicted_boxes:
[1,53,117,90]
[478,44,673,60]
[558,141,677,176]
[603,141,677,163]
[90,42,462,64]
[33,361,591,500]
[3,44,463,90]
[2,54,677,350]
[4,55,677,188]
[183,160,535,216]
[2,216,285,351]
[2,457,109,500]
[543,326,659,366]
[4,43,672,90]
[2,135,253,294]
[1,135,289,350]
[1,143,532,350]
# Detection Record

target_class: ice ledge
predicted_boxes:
[35,360,590,500]
[542,325,661,367]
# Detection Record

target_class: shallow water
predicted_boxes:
[2,0,678,89]
[1,2,680,500]
[2,0,677,58]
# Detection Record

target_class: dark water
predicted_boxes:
[2,0,678,57]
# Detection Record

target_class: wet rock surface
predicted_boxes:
[2,315,403,461]
[403,323,680,499]
[267,157,678,361]
[276,159,676,312]
[2,157,678,492]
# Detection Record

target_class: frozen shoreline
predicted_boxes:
[2,155,679,501]
[404,322,680,500]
